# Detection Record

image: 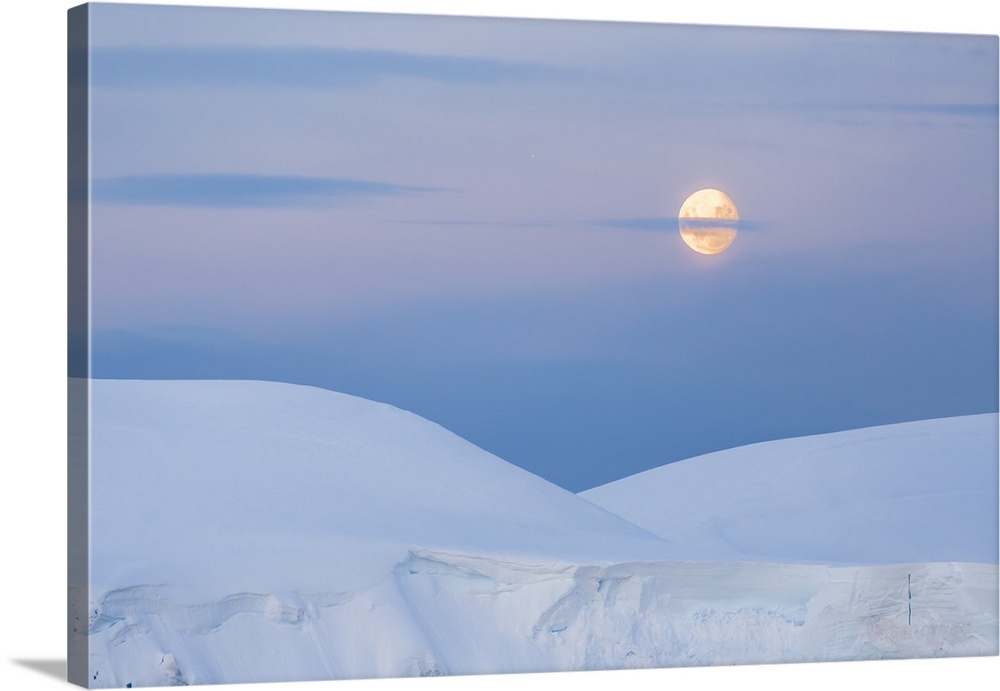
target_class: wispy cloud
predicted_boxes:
[598,217,760,232]
[391,217,762,232]
[87,46,573,88]
[874,103,998,118]
[770,101,999,125]
[91,174,435,208]
[599,217,677,232]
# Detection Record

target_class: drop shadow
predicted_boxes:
[11,658,67,681]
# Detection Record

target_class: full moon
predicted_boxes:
[677,188,739,255]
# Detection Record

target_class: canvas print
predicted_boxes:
[67,2,999,688]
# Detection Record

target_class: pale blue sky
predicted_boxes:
[85,3,998,490]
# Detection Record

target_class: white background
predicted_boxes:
[2,1,997,690]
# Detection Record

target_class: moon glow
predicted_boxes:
[678,188,739,255]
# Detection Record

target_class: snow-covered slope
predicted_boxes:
[581,415,999,565]
[88,379,678,599]
[76,380,998,688]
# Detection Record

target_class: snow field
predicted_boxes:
[78,379,999,687]
[581,414,999,565]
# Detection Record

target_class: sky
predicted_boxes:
[82,2,999,491]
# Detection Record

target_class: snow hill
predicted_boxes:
[87,379,679,599]
[76,380,998,688]
[581,415,999,565]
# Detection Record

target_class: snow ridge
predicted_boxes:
[581,414,999,565]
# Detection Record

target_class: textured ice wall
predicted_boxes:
[82,554,998,688]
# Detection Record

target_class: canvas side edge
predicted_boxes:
[67,4,91,688]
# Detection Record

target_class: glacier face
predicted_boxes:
[78,379,999,687]
[83,553,998,688]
